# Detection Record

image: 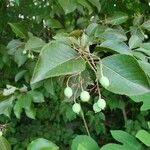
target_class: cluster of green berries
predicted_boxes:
[93,98,106,113]
[64,75,109,114]
[64,87,90,114]
[23,50,34,59]
[64,76,110,114]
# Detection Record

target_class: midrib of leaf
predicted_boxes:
[103,64,149,90]
[9,23,25,38]
[44,57,84,78]
[108,16,128,23]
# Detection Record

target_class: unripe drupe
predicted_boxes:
[97,98,106,110]
[144,34,148,39]
[28,53,31,58]
[99,76,110,88]
[64,86,73,98]
[80,91,90,102]
[93,102,101,113]
[72,103,81,114]
[31,54,35,59]
[0,131,2,136]
[23,50,27,54]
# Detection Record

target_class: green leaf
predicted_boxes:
[136,130,150,146]
[0,136,11,150]
[77,144,86,150]
[27,138,59,150]
[99,54,150,96]
[45,19,63,29]
[106,12,128,25]
[71,135,99,150]
[86,23,98,36]
[101,29,127,41]
[29,91,44,103]
[25,105,36,119]
[14,48,27,67]
[15,70,27,82]
[58,0,77,14]
[15,0,19,5]
[130,92,150,111]
[77,0,93,14]
[141,20,150,31]
[99,40,131,54]
[140,43,150,50]
[7,40,23,55]
[0,97,14,117]
[13,101,23,119]
[87,0,101,12]
[101,130,141,150]
[31,41,85,84]
[44,78,55,95]
[128,35,142,49]
[101,144,126,150]
[136,48,150,56]
[138,61,150,77]
[18,93,32,109]
[25,36,45,53]
[8,23,27,39]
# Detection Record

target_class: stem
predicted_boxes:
[66,73,80,87]
[122,107,127,123]
[73,82,80,103]
[87,53,101,98]
[81,111,91,136]
[99,61,103,77]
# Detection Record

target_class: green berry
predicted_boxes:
[80,91,90,102]
[97,98,106,110]
[99,76,110,88]
[144,34,148,39]
[31,54,34,59]
[93,102,101,113]
[23,50,27,54]
[28,53,31,58]
[0,131,2,136]
[72,103,81,114]
[64,86,73,98]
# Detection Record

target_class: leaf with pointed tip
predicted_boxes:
[136,130,150,147]
[99,54,150,96]
[98,40,131,54]
[138,61,150,77]
[71,135,99,150]
[8,23,27,39]
[88,0,101,12]
[141,20,150,31]
[101,130,141,150]
[25,36,45,53]
[13,101,23,119]
[0,97,14,117]
[58,0,77,14]
[27,138,59,150]
[0,136,11,150]
[77,0,93,14]
[130,92,150,111]
[101,29,127,41]
[31,41,85,84]
[45,19,62,29]
[106,12,128,25]
[128,35,142,49]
